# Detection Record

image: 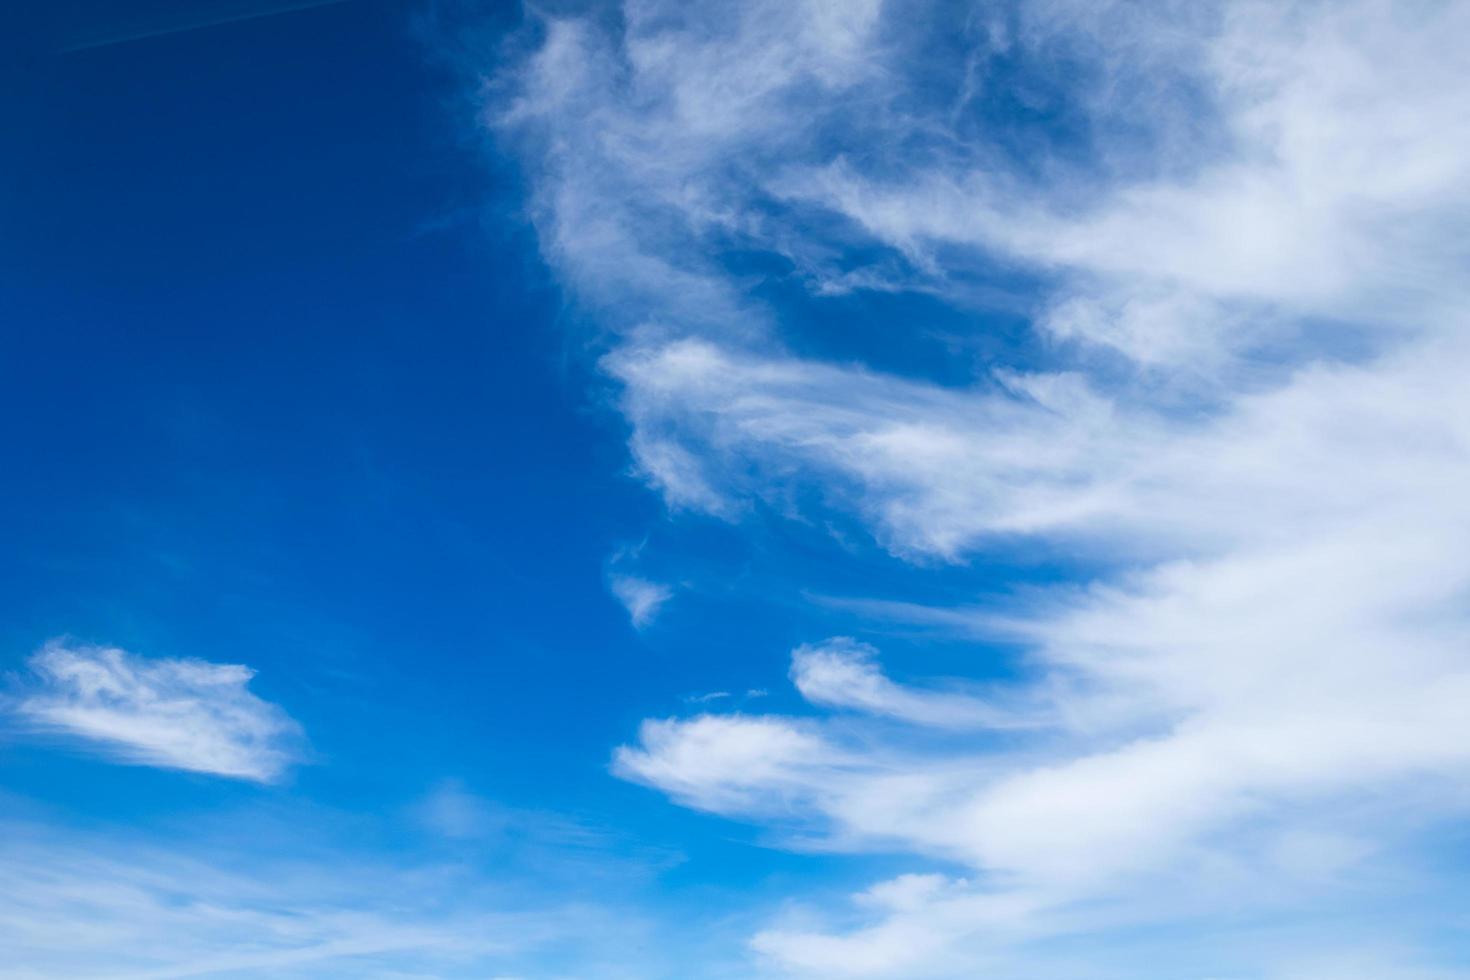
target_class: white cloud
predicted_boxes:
[608,575,675,628]
[604,383,1470,958]
[764,1,1470,359]
[605,338,1148,560]
[488,0,1470,975]
[617,632,1470,976]
[11,640,303,782]
[614,713,844,819]
[790,638,1041,731]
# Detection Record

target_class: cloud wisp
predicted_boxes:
[10,640,304,782]
[609,574,675,629]
[790,638,1040,731]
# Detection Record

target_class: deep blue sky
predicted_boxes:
[0,0,966,928]
[6,0,637,835]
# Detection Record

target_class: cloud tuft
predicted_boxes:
[12,640,303,782]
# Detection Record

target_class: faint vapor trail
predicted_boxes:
[58,0,358,53]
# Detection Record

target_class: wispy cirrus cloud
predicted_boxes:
[0,807,672,980]
[618,635,1470,976]
[608,574,675,629]
[9,640,304,782]
[484,0,1470,975]
[790,638,1041,731]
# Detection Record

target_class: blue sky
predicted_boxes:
[5,1,1470,977]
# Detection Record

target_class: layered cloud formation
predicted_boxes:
[0,806,672,979]
[493,0,1470,975]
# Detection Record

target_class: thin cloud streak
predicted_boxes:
[57,0,357,54]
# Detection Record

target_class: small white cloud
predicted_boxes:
[613,714,840,817]
[11,640,303,782]
[608,575,674,628]
[790,637,1043,731]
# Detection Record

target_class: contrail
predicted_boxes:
[58,0,358,54]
